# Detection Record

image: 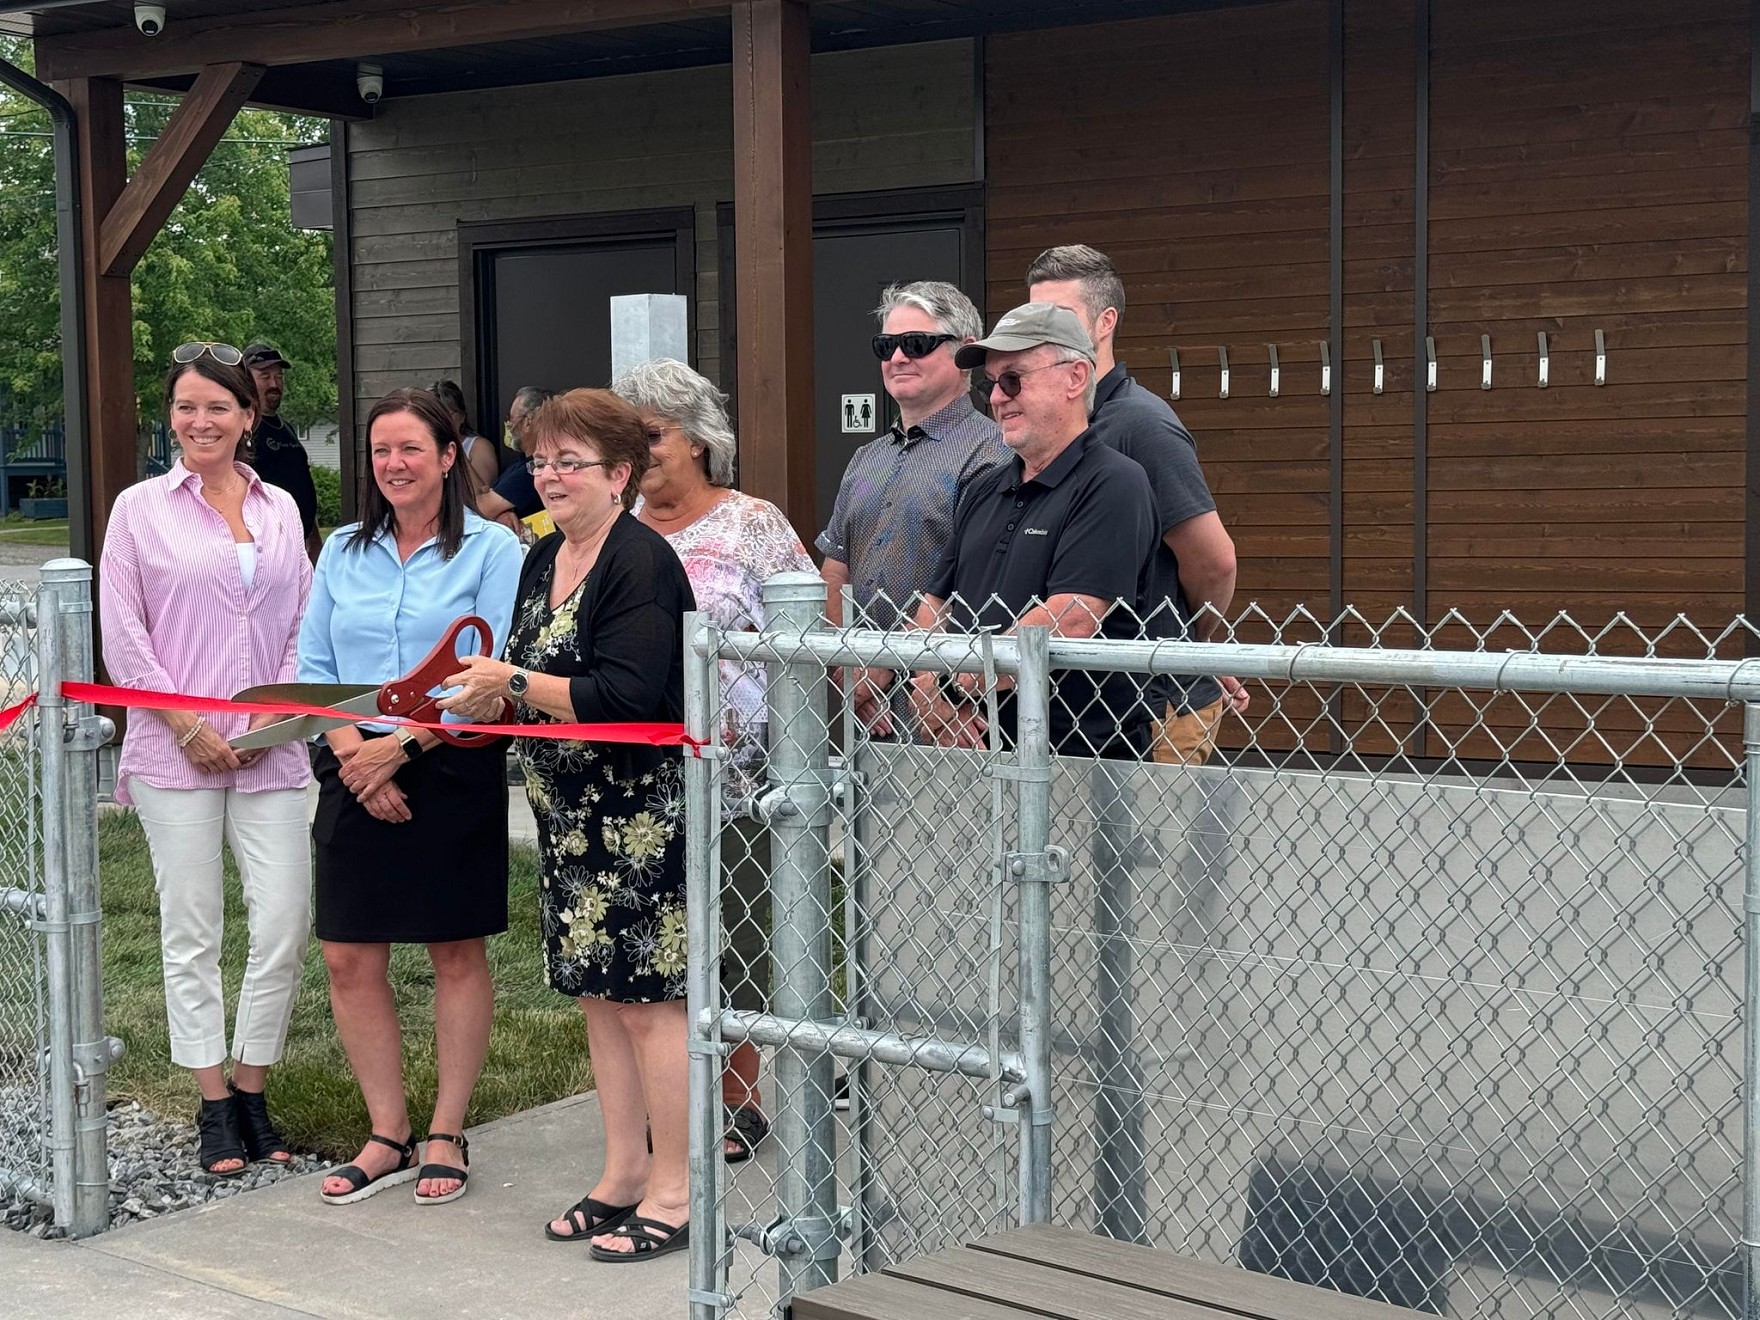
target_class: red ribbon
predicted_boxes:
[0,684,701,751]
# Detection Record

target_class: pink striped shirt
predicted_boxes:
[99,460,313,806]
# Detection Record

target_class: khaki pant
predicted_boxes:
[1149,696,1227,767]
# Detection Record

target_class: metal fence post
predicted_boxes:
[684,611,728,1320]
[36,560,75,1232]
[1012,624,1054,1225]
[761,572,838,1307]
[1743,702,1760,1320]
[43,559,112,1238]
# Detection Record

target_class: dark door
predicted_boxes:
[458,210,695,434]
[718,187,985,539]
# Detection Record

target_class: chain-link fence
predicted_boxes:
[685,575,1754,1320]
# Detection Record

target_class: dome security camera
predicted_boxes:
[134,4,166,36]
[356,63,384,105]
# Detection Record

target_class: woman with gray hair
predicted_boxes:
[612,357,813,1164]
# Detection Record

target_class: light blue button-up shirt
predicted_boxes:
[298,512,522,727]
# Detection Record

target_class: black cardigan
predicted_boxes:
[514,514,695,782]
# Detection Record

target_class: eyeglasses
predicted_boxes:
[526,457,612,476]
[172,341,243,366]
[977,362,1069,399]
[645,423,684,446]
[871,332,957,361]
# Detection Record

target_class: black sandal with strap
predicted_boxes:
[196,1095,247,1178]
[413,1132,470,1205]
[545,1194,638,1242]
[722,1104,769,1165]
[319,1133,418,1205]
[589,1215,690,1263]
[229,1082,291,1164]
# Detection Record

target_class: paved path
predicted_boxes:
[5,1093,690,1319]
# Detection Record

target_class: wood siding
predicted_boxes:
[344,40,977,425]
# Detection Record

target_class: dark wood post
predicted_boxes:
[731,0,815,546]
[60,76,134,554]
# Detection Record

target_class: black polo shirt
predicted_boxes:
[1086,365,1221,713]
[250,413,318,539]
[927,429,1157,758]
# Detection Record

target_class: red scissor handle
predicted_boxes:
[377,614,509,747]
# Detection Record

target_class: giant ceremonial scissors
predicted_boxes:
[227,615,508,751]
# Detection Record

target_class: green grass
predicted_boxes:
[99,811,592,1160]
[0,516,69,547]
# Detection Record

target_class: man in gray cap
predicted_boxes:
[909,303,1158,758]
[242,342,320,561]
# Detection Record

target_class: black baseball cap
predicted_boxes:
[242,342,290,369]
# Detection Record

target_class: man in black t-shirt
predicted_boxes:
[242,342,321,562]
[1027,245,1247,766]
[910,303,1158,759]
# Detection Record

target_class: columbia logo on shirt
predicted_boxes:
[1022,527,1049,536]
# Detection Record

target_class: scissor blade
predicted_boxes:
[226,687,384,750]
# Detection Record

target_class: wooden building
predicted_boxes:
[23,0,1754,652]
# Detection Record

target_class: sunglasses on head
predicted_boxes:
[977,361,1069,399]
[871,332,957,361]
[172,341,243,367]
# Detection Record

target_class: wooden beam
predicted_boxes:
[99,62,264,277]
[36,0,727,84]
[732,0,815,545]
[58,76,136,556]
[134,65,374,121]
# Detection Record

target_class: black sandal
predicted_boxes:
[545,1194,638,1241]
[229,1082,291,1164]
[589,1215,690,1263]
[196,1096,247,1178]
[723,1104,769,1165]
[413,1132,470,1205]
[319,1133,417,1205]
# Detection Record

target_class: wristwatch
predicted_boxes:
[394,728,422,760]
[507,668,531,702]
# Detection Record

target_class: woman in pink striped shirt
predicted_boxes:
[99,343,314,1180]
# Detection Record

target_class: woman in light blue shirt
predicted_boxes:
[297,387,521,1208]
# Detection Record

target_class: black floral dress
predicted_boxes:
[508,551,689,1002]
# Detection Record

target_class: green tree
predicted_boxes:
[0,38,337,436]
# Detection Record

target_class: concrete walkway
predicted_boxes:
[4,1092,689,1319]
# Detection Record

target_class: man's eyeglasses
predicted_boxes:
[526,457,612,476]
[172,341,243,367]
[871,332,957,361]
[977,362,1068,399]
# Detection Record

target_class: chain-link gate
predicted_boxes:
[0,561,115,1237]
[686,578,1759,1320]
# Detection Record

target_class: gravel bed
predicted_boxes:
[2,1097,333,1237]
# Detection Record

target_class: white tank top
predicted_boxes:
[236,542,257,590]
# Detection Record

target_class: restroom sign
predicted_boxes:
[841,394,877,434]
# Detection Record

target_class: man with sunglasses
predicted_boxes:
[818,281,1006,734]
[243,343,321,562]
[909,303,1158,759]
[1027,245,1246,766]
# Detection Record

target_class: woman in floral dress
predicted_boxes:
[613,358,815,1163]
[441,388,696,1262]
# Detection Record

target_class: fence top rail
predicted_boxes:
[708,627,1760,703]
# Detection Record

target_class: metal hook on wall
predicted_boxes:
[1320,340,1332,397]
[1425,336,1437,393]
[1536,331,1550,389]
[1168,347,1181,401]
[1372,339,1384,395]
[1218,345,1230,400]
[1480,334,1492,390]
[1267,344,1280,399]
[1594,329,1606,386]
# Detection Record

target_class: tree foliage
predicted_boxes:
[0,39,337,433]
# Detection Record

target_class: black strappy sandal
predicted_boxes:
[722,1104,769,1165]
[545,1194,638,1242]
[319,1133,418,1205]
[196,1095,248,1178]
[229,1082,292,1164]
[413,1132,470,1205]
[589,1215,690,1263]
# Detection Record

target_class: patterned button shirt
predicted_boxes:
[816,394,1007,631]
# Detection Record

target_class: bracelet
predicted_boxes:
[176,717,205,748]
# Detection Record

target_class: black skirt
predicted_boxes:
[312,731,509,944]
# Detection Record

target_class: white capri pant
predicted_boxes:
[130,781,311,1070]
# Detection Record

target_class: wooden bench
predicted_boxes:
[792,1223,1437,1320]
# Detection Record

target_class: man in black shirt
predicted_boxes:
[1028,245,1246,765]
[910,303,1158,759]
[242,342,321,561]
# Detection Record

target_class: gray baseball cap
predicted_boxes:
[954,301,1094,368]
